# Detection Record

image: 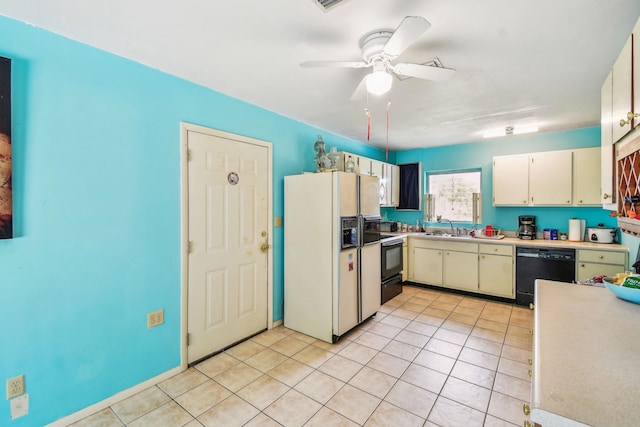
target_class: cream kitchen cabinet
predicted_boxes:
[337,151,399,207]
[443,242,479,292]
[612,34,633,143]
[402,236,408,282]
[601,70,617,209]
[492,154,529,205]
[634,17,640,131]
[409,242,443,285]
[478,244,514,298]
[493,148,597,207]
[572,147,601,206]
[370,159,383,178]
[576,249,627,281]
[391,164,400,207]
[529,150,573,205]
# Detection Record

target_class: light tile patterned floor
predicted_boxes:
[71,286,533,427]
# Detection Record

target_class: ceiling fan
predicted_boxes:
[301,16,456,100]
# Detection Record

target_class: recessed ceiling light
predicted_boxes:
[483,125,539,139]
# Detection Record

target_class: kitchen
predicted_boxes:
[3,2,640,427]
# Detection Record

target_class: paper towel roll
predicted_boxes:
[568,219,583,241]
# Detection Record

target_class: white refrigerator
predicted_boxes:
[284,171,381,343]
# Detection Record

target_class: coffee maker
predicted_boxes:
[517,215,537,240]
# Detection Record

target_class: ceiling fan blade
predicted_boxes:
[393,63,455,81]
[383,16,431,57]
[300,60,369,68]
[350,75,368,101]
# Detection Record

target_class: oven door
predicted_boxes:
[361,215,381,246]
[381,238,403,280]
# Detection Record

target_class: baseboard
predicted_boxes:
[273,318,283,327]
[45,366,183,427]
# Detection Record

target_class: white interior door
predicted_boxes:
[186,127,270,364]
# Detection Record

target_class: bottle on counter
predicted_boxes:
[415,220,421,232]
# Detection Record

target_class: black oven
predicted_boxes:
[361,215,381,246]
[381,235,403,303]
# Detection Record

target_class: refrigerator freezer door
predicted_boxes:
[360,243,382,320]
[337,172,358,217]
[336,248,359,336]
[359,175,381,216]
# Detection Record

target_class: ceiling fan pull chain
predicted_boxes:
[365,107,371,141]
[386,101,391,161]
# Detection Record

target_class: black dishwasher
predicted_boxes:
[516,247,576,306]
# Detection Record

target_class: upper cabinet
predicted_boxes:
[611,35,633,142]
[600,15,640,210]
[493,148,600,207]
[601,70,617,209]
[337,151,398,207]
[529,150,573,205]
[492,154,529,205]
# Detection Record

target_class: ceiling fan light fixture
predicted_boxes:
[366,65,393,95]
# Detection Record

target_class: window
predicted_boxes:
[427,170,481,222]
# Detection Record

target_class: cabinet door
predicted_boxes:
[370,160,383,177]
[612,35,633,143]
[402,239,408,282]
[573,147,601,206]
[391,165,400,207]
[412,247,443,286]
[529,150,572,205]
[601,71,617,209]
[493,154,529,205]
[443,250,478,291]
[380,163,391,206]
[478,254,513,298]
[577,262,625,282]
[634,17,640,130]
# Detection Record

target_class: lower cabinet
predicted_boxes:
[411,247,443,286]
[443,249,478,291]
[402,237,408,282]
[478,244,514,298]
[576,249,627,281]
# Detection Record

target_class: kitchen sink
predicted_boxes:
[422,233,474,239]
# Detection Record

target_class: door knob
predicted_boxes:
[260,242,270,252]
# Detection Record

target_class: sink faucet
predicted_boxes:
[436,215,455,235]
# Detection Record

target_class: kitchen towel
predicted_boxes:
[568,219,585,241]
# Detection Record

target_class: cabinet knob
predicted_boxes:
[529,303,535,310]
[579,200,583,203]
[566,200,570,204]
[481,255,485,259]
[620,111,640,126]
[599,255,604,259]
[523,200,527,204]
[523,403,531,415]
[528,358,532,365]
[494,248,498,252]
[528,369,532,377]
[603,193,611,200]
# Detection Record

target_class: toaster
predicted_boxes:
[380,221,398,232]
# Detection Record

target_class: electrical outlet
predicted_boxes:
[147,309,164,328]
[10,394,29,419]
[6,375,25,400]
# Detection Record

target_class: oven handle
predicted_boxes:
[382,238,403,247]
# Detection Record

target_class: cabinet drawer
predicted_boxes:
[479,244,513,256]
[578,250,626,265]
[439,241,478,253]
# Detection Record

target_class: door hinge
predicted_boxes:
[187,149,192,161]
[186,333,191,346]
[186,241,192,253]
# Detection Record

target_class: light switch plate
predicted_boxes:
[10,394,29,419]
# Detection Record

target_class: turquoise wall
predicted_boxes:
[0,16,386,426]
[388,127,617,234]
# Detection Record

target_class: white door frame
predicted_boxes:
[180,122,274,369]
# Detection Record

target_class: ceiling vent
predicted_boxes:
[311,0,349,12]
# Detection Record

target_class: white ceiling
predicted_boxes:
[1,0,640,150]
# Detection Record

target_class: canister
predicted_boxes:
[550,229,558,240]
[543,229,551,240]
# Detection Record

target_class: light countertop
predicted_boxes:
[399,233,629,252]
[531,280,640,426]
